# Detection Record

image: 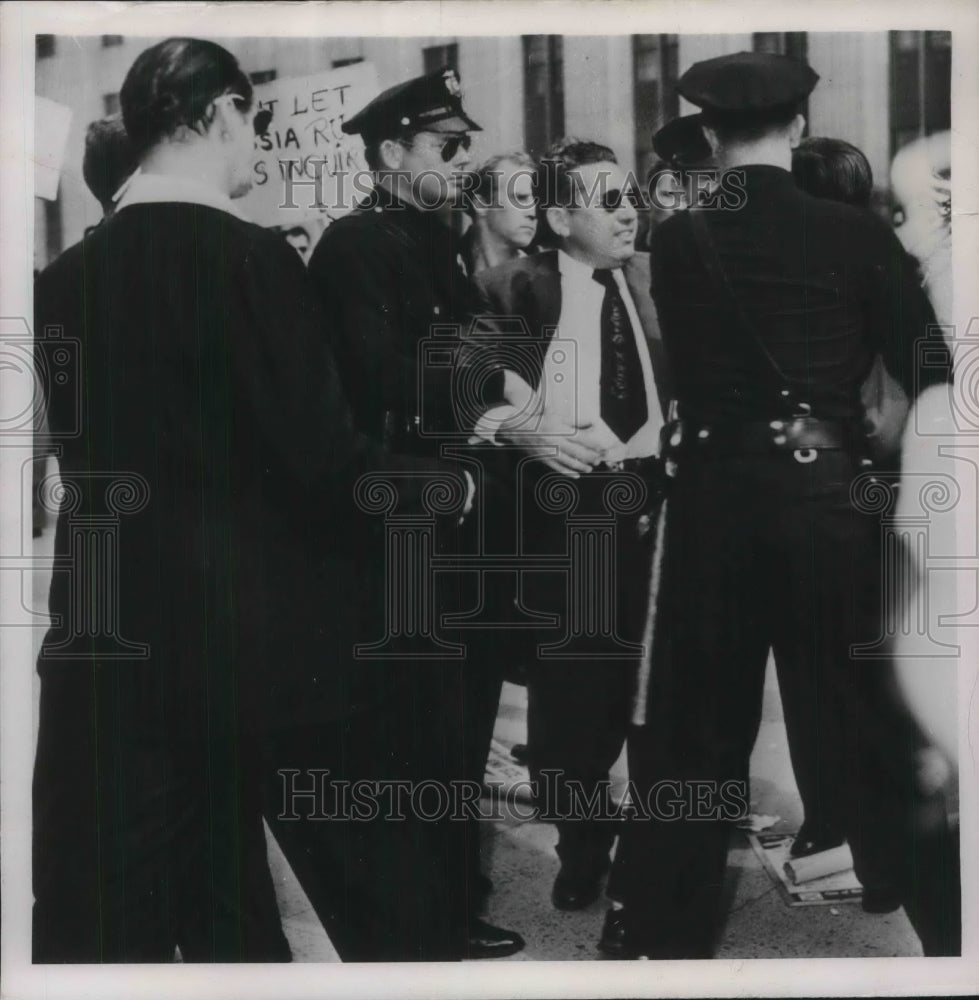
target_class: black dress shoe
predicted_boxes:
[551,865,605,911]
[861,885,903,914]
[465,919,525,959]
[789,831,846,859]
[597,911,710,960]
[598,907,629,957]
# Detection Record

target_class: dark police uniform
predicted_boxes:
[284,69,522,959]
[308,194,472,450]
[610,52,954,958]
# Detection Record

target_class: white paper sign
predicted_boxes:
[237,62,379,228]
[34,95,72,201]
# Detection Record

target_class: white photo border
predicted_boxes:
[2,2,977,997]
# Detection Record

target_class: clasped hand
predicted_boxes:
[500,411,611,478]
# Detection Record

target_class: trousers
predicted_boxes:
[521,468,659,874]
[260,659,484,962]
[613,449,934,956]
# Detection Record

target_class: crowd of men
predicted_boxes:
[32,37,959,964]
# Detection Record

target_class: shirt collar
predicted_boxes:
[557,248,625,287]
[114,168,250,222]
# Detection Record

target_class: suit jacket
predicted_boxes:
[458,249,674,429]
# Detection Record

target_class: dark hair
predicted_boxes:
[701,101,802,146]
[82,114,138,211]
[791,136,873,208]
[465,150,537,216]
[536,138,617,209]
[534,138,617,245]
[120,37,252,157]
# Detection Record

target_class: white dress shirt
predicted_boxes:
[476,250,663,462]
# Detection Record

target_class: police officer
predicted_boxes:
[642,114,715,247]
[303,68,523,959]
[605,52,951,959]
[651,113,712,171]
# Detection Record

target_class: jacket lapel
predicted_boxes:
[508,252,562,390]
[533,251,563,341]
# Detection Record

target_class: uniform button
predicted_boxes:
[697,428,710,439]
[401,116,411,126]
[769,420,784,430]
[670,432,682,447]
[433,306,440,316]
[773,434,787,445]
[780,389,791,397]
[374,206,383,213]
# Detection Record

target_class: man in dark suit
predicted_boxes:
[606,52,954,959]
[303,68,522,959]
[458,138,673,913]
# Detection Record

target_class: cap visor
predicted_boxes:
[424,113,482,133]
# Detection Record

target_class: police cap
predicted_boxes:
[677,51,818,114]
[651,114,712,168]
[342,66,482,141]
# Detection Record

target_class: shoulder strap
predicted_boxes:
[686,209,790,389]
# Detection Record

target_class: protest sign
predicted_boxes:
[238,61,379,230]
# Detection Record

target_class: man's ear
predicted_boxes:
[378,138,405,171]
[788,114,806,149]
[211,98,241,145]
[545,205,571,240]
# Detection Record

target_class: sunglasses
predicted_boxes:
[223,93,273,136]
[411,132,473,162]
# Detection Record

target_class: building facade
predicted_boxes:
[34,31,951,268]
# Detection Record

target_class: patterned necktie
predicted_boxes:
[593,268,648,442]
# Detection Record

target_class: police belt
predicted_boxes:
[667,416,858,459]
[598,455,665,477]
